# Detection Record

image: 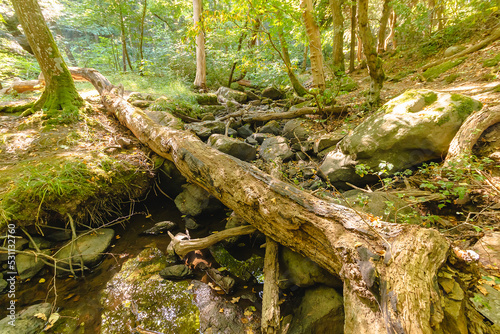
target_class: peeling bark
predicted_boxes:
[72,67,494,334]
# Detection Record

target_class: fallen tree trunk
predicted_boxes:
[73,67,493,334]
[11,79,44,93]
[422,26,500,71]
[445,105,500,165]
[261,238,280,334]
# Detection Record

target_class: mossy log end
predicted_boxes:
[73,67,495,334]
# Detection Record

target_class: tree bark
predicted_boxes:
[193,0,207,90]
[139,0,147,63]
[329,0,345,74]
[377,0,392,54]
[349,3,357,72]
[384,10,397,51]
[357,0,385,106]
[445,105,500,166]
[300,0,326,90]
[261,238,280,334]
[71,67,494,334]
[10,0,82,114]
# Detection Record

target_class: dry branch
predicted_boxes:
[421,26,500,71]
[167,225,256,258]
[261,237,280,334]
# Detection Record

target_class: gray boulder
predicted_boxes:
[259,120,281,135]
[472,232,500,268]
[250,132,273,144]
[237,124,254,138]
[208,134,257,161]
[259,136,294,162]
[185,120,226,140]
[216,87,247,103]
[320,89,482,188]
[262,86,284,100]
[283,119,313,143]
[16,249,51,280]
[311,131,346,154]
[279,247,342,289]
[174,184,222,217]
[288,285,344,334]
[159,264,194,280]
[55,228,115,272]
[0,303,52,334]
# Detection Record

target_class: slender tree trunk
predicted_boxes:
[276,27,308,97]
[436,2,445,30]
[193,0,207,90]
[357,0,385,106]
[10,0,82,114]
[356,34,362,63]
[377,0,392,54]
[428,0,436,34]
[384,10,397,51]
[228,28,247,87]
[329,0,345,74]
[302,44,308,72]
[139,0,147,63]
[119,2,133,72]
[249,17,261,47]
[349,3,357,72]
[300,0,326,90]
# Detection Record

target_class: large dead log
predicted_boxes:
[73,67,492,333]
[445,105,500,165]
[11,79,44,93]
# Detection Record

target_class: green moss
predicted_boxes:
[450,93,482,119]
[423,57,467,81]
[210,244,264,282]
[444,73,460,84]
[391,69,415,82]
[0,153,150,230]
[482,54,500,67]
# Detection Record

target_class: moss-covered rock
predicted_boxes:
[195,93,219,105]
[101,248,200,334]
[423,57,467,81]
[319,89,482,188]
[482,54,500,68]
[209,243,264,283]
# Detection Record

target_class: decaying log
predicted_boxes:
[11,79,44,93]
[422,26,500,71]
[167,225,256,258]
[219,105,348,123]
[38,66,89,84]
[73,67,491,333]
[445,105,500,165]
[261,237,280,334]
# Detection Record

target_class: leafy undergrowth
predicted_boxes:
[0,103,154,231]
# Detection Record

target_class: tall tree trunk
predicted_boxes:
[357,0,385,106]
[356,34,362,63]
[436,2,445,30]
[329,0,345,74]
[10,0,82,114]
[377,0,392,54]
[300,0,326,90]
[193,0,206,90]
[139,0,147,63]
[73,67,496,334]
[428,0,436,34]
[349,3,357,72]
[384,10,397,51]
